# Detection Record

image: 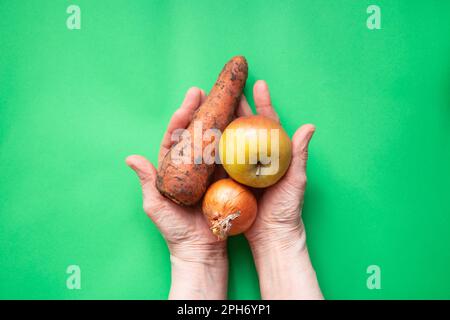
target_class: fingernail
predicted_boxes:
[186,87,200,98]
[256,80,267,90]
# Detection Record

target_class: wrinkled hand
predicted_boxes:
[126,82,321,299]
[235,81,315,252]
[126,87,251,299]
[240,81,321,299]
[126,88,223,262]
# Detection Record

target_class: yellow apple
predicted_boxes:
[219,115,292,188]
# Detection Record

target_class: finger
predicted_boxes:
[126,155,158,193]
[200,89,207,104]
[161,87,203,149]
[126,155,176,225]
[159,87,203,161]
[253,80,279,122]
[236,95,253,117]
[283,124,316,188]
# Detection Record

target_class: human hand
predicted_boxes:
[126,88,226,299]
[244,80,315,253]
[240,80,323,299]
[126,87,250,299]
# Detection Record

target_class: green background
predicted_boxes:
[1,0,449,299]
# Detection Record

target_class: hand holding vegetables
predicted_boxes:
[126,88,228,299]
[127,58,322,299]
[242,80,323,300]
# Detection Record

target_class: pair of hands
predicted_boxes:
[126,80,322,299]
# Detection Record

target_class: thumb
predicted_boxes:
[125,155,157,190]
[283,124,315,188]
[292,124,315,172]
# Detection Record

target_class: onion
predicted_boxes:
[202,178,257,240]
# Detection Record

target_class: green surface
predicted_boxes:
[1,0,449,299]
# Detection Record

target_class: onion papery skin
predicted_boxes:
[202,178,257,240]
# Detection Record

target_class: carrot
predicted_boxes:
[156,56,248,206]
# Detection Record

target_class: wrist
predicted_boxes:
[248,222,323,300]
[248,220,307,258]
[168,242,228,300]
